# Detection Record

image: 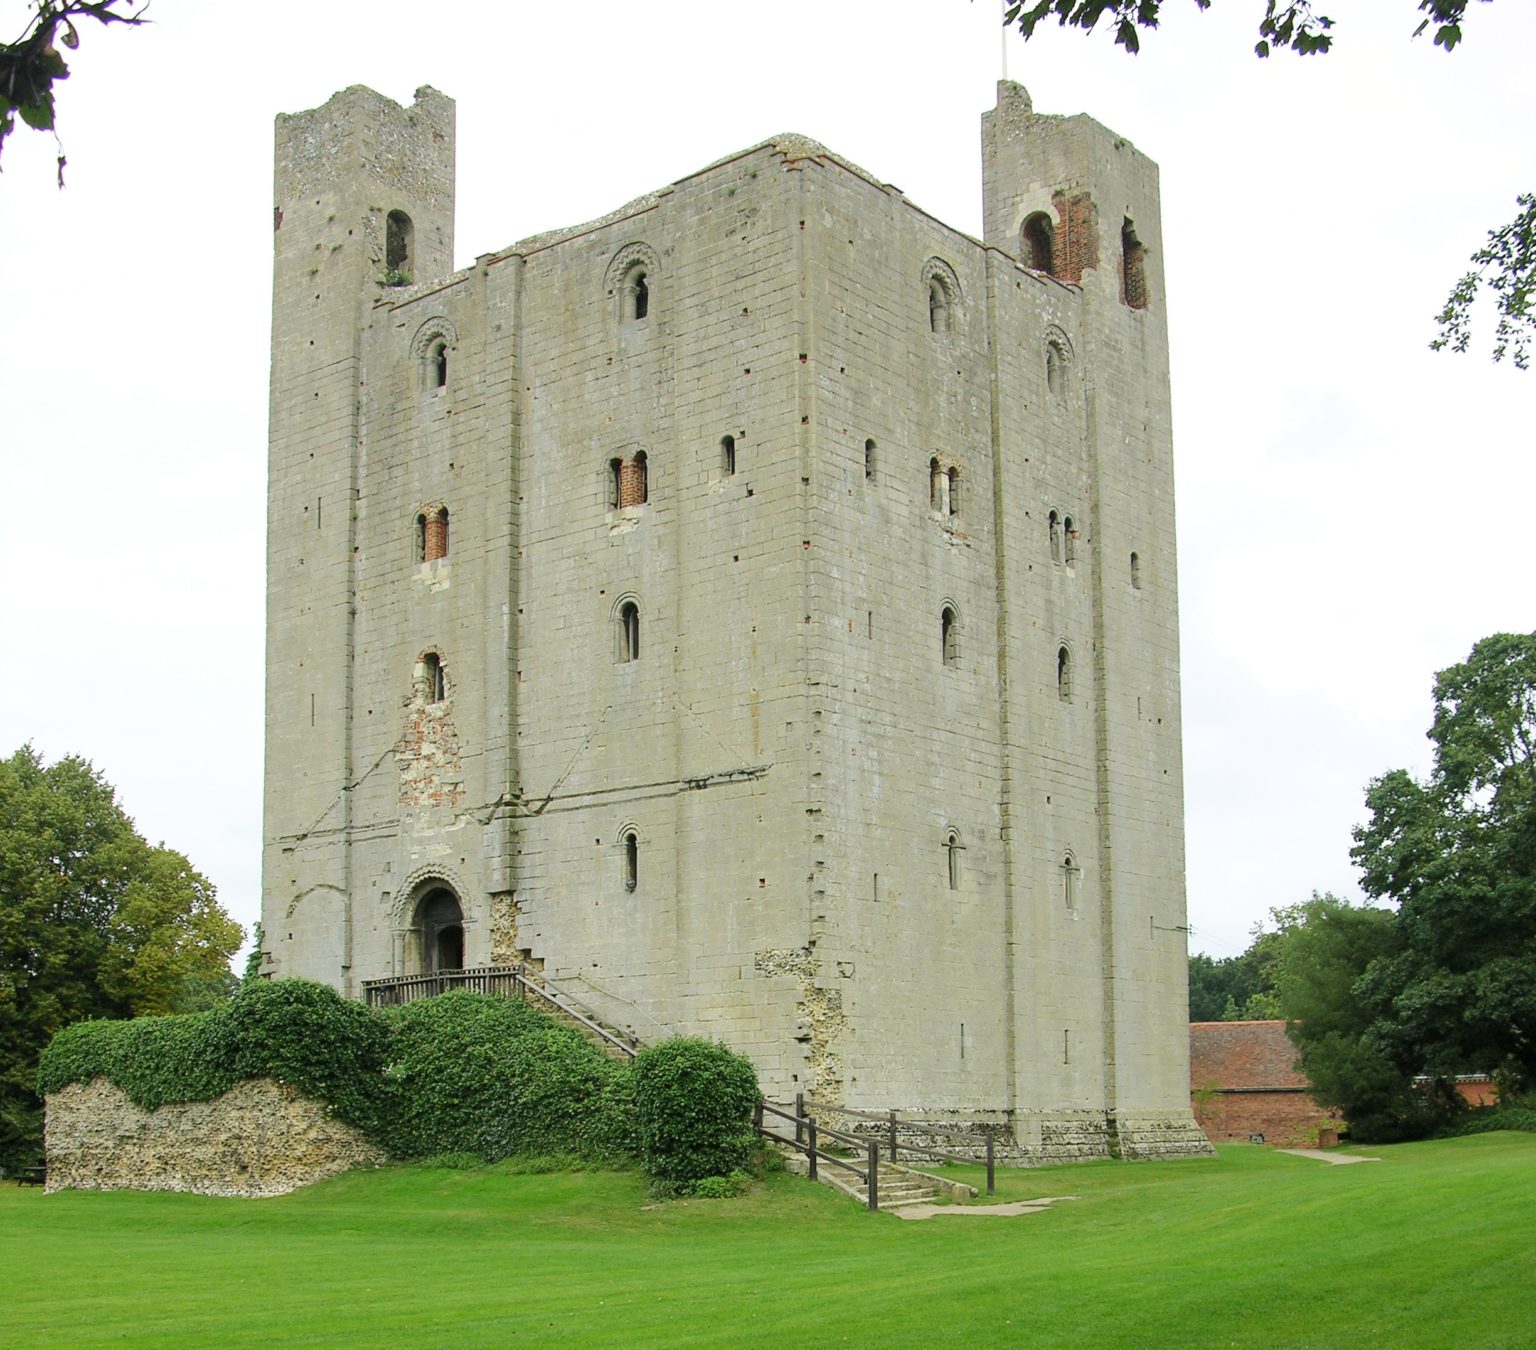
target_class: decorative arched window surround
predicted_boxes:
[411,317,459,396]
[921,258,962,337]
[616,820,642,893]
[944,828,964,891]
[1044,325,1073,404]
[605,242,661,329]
[1061,851,1080,911]
[414,504,449,564]
[613,594,642,663]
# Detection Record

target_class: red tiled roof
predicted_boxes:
[1189,1020,1308,1091]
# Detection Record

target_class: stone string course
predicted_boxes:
[45,1078,387,1198]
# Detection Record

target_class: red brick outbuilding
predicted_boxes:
[1189,1020,1342,1147]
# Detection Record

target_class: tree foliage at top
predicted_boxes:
[0,745,242,1170]
[0,0,145,185]
[1003,1,1529,368]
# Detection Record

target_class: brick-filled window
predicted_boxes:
[607,454,649,510]
[1057,645,1072,702]
[425,507,449,562]
[1122,218,1148,311]
[1022,212,1055,275]
[618,601,641,663]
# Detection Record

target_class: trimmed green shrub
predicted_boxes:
[379,991,635,1163]
[39,980,388,1133]
[1448,1107,1536,1137]
[38,1011,232,1109]
[633,1037,760,1188]
[216,979,389,1133]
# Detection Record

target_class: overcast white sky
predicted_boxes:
[1,0,1530,964]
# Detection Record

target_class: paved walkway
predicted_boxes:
[893,1196,1077,1221]
[1276,1148,1381,1165]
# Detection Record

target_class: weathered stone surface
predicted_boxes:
[45,1079,387,1198]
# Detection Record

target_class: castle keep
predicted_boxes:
[263,81,1209,1160]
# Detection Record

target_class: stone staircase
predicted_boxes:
[782,1150,974,1213]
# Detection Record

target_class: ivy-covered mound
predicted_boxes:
[39,980,762,1186]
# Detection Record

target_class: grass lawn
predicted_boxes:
[3,1136,1532,1347]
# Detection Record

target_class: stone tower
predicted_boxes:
[262,80,1209,1161]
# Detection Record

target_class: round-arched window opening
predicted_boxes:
[623,830,639,892]
[415,886,464,973]
[1022,212,1055,275]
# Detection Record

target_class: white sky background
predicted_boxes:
[1,0,1530,965]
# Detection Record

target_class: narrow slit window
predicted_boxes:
[942,606,958,668]
[1130,552,1141,590]
[864,438,876,483]
[928,279,950,335]
[619,601,640,663]
[633,451,649,506]
[1057,646,1072,702]
[1063,515,1076,566]
[947,467,960,517]
[420,652,445,704]
[945,831,962,891]
[431,340,448,389]
[1049,511,1061,564]
[633,271,648,320]
[414,513,427,564]
[623,831,638,892]
[1062,853,1079,910]
[608,459,623,510]
[721,435,736,477]
[1122,218,1148,310]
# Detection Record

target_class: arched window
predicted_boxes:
[1122,218,1148,311]
[941,605,958,667]
[929,278,951,335]
[1062,853,1079,910]
[721,435,736,477]
[1022,212,1055,275]
[618,601,640,663]
[947,467,960,517]
[431,340,448,389]
[386,209,414,276]
[1049,511,1062,564]
[930,457,950,514]
[1130,551,1142,590]
[633,451,649,506]
[1047,341,1067,400]
[945,830,962,891]
[622,265,650,322]
[414,512,427,564]
[420,652,446,704]
[623,830,639,892]
[425,507,449,563]
[864,438,876,483]
[1063,515,1076,566]
[608,458,623,510]
[1056,645,1072,702]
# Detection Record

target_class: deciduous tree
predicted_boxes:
[0,745,241,1170]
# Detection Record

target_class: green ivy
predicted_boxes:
[378,991,635,1163]
[632,1037,760,1187]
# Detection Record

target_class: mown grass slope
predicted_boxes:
[4,1137,1532,1347]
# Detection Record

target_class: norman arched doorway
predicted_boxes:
[413,886,464,973]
